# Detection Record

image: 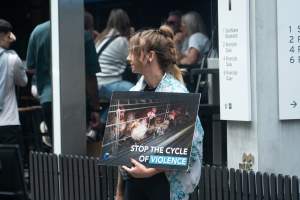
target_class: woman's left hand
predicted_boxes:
[122,158,164,178]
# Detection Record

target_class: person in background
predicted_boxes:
[26,21,52,148]
[0,19,28,150]
[84,11,100,41]
[166,10,182,34]
[26,21,101,148]
[115,25,204,200]
[175,11,210,65]
[95,9,134,124]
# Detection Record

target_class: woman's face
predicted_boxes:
[127,46,145,74]
[180,22,188,37]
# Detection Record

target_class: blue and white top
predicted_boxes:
[131,73,204,200]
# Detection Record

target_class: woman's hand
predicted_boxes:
[122,158,164,178]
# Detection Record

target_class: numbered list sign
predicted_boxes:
[277,0,300,120]
[218,0,251,121]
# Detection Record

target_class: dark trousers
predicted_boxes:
[0,125,24,153]
[41,101,96,142]
[41,102,53,140]
[124,173,170,200]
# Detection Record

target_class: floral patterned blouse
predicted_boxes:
[130,73,204,200]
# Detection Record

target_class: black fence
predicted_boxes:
[29,152,299,200]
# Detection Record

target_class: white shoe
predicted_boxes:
[42,136,52,147]
[86,129,97,141]
[40,121,48,134]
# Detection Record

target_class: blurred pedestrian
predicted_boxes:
[176,11,210,65]
[0,19,28,149]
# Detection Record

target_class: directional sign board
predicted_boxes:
[277,0,300,120]
[218,0,251,121]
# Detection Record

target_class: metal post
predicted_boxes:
[51,0,86,155]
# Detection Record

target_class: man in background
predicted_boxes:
[166,10,182,34]
[0,19,28,148]
[26,21,101,149]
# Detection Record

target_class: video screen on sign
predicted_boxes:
[98,91,201,170]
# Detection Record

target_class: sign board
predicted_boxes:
[277,0,300,120]
[218,0,252,121]
[98,92,201,170]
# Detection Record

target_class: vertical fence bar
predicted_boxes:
[48,154,54,200]
[100,166,108,200]
[270,174,277,200]
[284,176,292,200]
[107,166,115,200]
[278,174,284,200]
[78,157,85,200]
[229,168,236,200]
[68,156,75,200]
[292,176,299,200]
[43,153,49,200]
[256,172,263,200]
[210,166,217,200]
[29,152,36,200]
[52,155,59,200]
[60,155,68,200]
[205,165,211,200]
[263,173,270,200]
[89,158,96,200]
[216,167,223,200]
[242,171,249,200]
[38,153,45,200]
[223,168,229,200]
[249,171,256,200]
[236,170,242,200]
[83,157,90,200]
[73,156,80,200]
[94,159,101,200]
[113,167,118,196]
[198,166,205,200]
[58,155,63,200]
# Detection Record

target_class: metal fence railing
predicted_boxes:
[30,151,299,200]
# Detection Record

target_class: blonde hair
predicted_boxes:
[129,25,183,83]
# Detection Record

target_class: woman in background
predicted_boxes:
[95,9,134,124]
[175,11,210,65]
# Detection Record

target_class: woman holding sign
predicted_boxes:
[115,25,204,200]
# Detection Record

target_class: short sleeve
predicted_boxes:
[188,33,210,54]
[12,53,28,86]
[26,31,36,69]
[84,31,100,76]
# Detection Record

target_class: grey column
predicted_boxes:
[51,0,86,155]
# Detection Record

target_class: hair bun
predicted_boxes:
[158,25,174,40]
